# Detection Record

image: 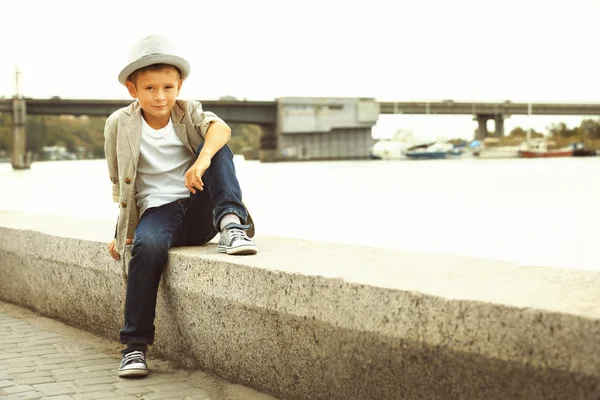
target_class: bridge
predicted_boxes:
[0,98,279,168]
[379,100,600,142]
[378,100,600,116]
[0,98,277,123]
[2,98,599,118]
[1,97,599,168]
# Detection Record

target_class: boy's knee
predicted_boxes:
[131,234,170,260]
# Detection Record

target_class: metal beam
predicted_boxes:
[0,98,278,124]
[379,101,600,116]
[2,98,600,119]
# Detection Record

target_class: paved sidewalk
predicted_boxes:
[0,302,276,400]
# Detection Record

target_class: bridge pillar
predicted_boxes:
[494,115,505,137]
[11,97,31,170]
[475,115,489,140]
[474,114,505,139]
[259,123,278,163]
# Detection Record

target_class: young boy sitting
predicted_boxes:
[104,34,257,378]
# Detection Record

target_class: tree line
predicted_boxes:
[0,113,106,158]
[508,118,600,141]
[0,113,262,160]
[1,113,598,159]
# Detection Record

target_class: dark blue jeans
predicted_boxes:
[120,144,248,346]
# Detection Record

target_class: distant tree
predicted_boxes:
[509,127,528,138]
[26,116,45,153]
[579,119,600,139]
[509,126,544,139]
[547,122,577,138]
[0,113,12,151]
[228,123,261,159]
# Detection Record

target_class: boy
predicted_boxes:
[104,35,257,378]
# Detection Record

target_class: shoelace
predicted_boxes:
[123,350,145,365]
[228,228,250,242]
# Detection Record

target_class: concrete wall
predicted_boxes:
[278,97,379,135]
[0,226,599,400]
[279,128,375,160]
[277,98,379,161]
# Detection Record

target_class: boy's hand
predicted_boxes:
[107,238,133,261]
[185,154,211,194]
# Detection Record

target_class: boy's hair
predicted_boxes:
[127,63,182,86]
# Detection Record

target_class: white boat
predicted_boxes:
[471,138,520,159]
[478,147,521,159]
[371,130,429,160]
[403,142,462,159]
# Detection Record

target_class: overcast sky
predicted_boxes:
[1,0,598,139]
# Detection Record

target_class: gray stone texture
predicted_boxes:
[1,226,599,399]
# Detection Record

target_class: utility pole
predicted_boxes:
[14,67,21,98]
[527,102,532,143]
[12,66,30,169]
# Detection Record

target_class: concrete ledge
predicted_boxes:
[0,224,599,399]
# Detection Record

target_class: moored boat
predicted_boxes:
[518,138,573,158]
[470,138,520,159]
[571,142,598,157]
[518,149,573,158]
[370,130,427,160]
[403,142,461,160]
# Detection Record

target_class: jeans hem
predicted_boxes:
[120,335,154,346]
[214,207,248,230]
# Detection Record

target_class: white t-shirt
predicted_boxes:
[135,117,195,217]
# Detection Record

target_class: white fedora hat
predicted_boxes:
[118,35,191,86]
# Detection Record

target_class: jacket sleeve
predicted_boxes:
[103,115,120,203]
[190,101,230,141]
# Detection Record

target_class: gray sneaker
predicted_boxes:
[218,223,257,255]
[118,350,148,378]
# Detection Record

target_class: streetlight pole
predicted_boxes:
[527,101,532,143]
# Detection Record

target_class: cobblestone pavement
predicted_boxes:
[0,302,276,400]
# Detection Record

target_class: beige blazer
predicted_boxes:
[103,99,226,256]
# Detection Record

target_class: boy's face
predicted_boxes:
[126,67,182,127]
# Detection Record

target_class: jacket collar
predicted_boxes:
[123,103,142,167]
[171,101,193,154]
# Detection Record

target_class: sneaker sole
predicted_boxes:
[118,368,149,378]
[217,244,258,255]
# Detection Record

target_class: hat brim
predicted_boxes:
[118,54,191,85]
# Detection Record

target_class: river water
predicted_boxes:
[1,157,598,271]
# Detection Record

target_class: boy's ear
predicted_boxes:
[125,81,138,98]
[177,79,183,95]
